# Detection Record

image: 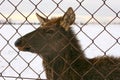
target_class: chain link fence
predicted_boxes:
[0,0,120,80]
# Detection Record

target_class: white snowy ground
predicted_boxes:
[0,24,120,80]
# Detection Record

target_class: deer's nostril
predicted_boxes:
[15,39,22,47]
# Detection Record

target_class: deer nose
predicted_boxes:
[15,39,22,47]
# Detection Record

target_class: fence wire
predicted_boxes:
[0,0,120,80]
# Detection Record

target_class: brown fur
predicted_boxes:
[15,7,120,80]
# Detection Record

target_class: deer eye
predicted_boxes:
[46,29,55,34]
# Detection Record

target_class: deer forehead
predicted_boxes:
[41,17,62,28]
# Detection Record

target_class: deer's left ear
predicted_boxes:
[60,7,75,31]
[36,13,49,26]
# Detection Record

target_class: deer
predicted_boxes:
[15,7,120,80]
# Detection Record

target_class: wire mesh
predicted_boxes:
[0,0,120,80]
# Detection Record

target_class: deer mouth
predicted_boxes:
[16,46,32,52]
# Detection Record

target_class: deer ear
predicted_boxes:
[36,13,48,25]
[60,7,75,31]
